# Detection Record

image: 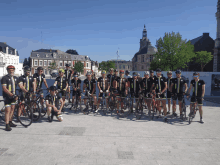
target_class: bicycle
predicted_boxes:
[70,89,82,113]
[135,91,144,120]
[0,100,6,122]
[116,93,131,118]
[108,89,118,114]
[181,95,188,121]
[188,96,200,124]
[83,89,95,115]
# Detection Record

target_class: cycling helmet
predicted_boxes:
[156,68,161,72]
[144,71,149,75]
[150,70,154,73]
[109,68,114,72]
[74,72,79,76]
[193,72,199,76]
[120,70,124,74]
[65,64,70,67]
[133,72,137,76]
[49,86,57,91]
[59,69,65,73]
[86,71,92,76]
[137,73,140,76]
[37,67,43,71]
[167,71,172,74]
[7,65,15,70]
[101,70,106,74]
[24,66,31,72]
[125,70,130,74]
[175,69,181,74]
[114,69,118,72]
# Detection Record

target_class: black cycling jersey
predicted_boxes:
[71,78,81,89]
[97,77,109,91]
[33,73,45,89]
[171,78,186,94]
[167,77,173,92]
[114,77,127,92]
[1,74,19,97]
[18,75,34,92]
[107,74,115,88]
[128,78,141,94]
[65,69,72,81]
[149,76,156,90]
[153,76,167,93]
[142,77,153,93]
[190,79,205,97]
[55,76,68,90]
[45,94,61,108]
[84,78,96,93]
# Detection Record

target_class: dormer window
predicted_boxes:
[65,56,68,58]
[60,56,62,58]
[37,54,40,57]
[46,54,48,57]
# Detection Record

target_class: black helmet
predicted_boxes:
[175,70,181,74]
[150,70,154,73]
[37,67,43,71]
[114,69,118,72]
[74,72,79,76]
[65,64,70,67]
[49,86,56,91]
[125,70,130,74]
[133,72,137,76]
[193,72,199,76]
[24,66,31,72]
[156,68,161,72]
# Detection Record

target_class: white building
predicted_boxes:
[0,42,23,77]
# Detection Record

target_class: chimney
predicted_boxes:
[203,33,209,37]
[6,47,8,54]
[15,49,17,55]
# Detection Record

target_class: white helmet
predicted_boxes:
[144,71,149,75]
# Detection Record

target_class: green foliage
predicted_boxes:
[99,61,116,72]
[154,31,195,71]
[66,49,79,55]
[74,61,84,73]
[195,51,213,71]
[48,61,58,70]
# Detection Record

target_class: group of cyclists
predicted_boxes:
[1,63,205,131]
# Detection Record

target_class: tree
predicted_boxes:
[194,51,213,72]
[149,58,160,70]
[66,49,79,55]
[99,61,116,72]
[155,31,195,71]
[48,61,58,70]
[74,61,84,73]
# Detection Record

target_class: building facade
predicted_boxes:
[214,0,220,72]
[0,42,23,77]
[132,25,157,71]
[30,49,92,76]
[108,59,132,71]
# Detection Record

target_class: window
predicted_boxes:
[123,65,125,69]
[150,55,153,62]
[87,63,88,67]
[141,65,144,69]
[68,61,72,66]
[48,61,52,66]
[34,61,38,66]
[39,61,43,66]
[45,69,47,75]
[44,61,47,66]
[119,65,121,69]
[64,61,67,66]
[142,55,144,62]
[37,54,40,57]
[34,69,37,73]
[60,61,63,67]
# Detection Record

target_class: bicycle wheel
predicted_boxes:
[136,100,143,120]
[182,102,187,121]
[117,99,131,118]
[16,103,33,127]
[38,101,47,117]
[30,101,40,121]
[0,105,6,122]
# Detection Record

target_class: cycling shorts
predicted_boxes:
[72,89,81,97]
[4,96,17,107]
[191,96,203,105]
[155,93,166,100]
[167,91,172,99]
[172,93,183,101]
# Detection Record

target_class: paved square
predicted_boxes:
[0,97,220,165]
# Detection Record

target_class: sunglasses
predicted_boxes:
[74,75,78,77]
[193,76,199,78]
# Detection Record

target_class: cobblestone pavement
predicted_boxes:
[0,97,220,165]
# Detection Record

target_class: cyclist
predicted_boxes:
[1,65,19,131]
[141,71,154,114]
[114,69,119,80]
[96,70,109,112]
[33,67,49,109]
[166,71,173,115]
[124,70,132,79]
[64,64,72,102]
[107,68,115,92]
[113,70,128,113]
[53,69,68,112]
[170,70,188,119]
[137,72,142,82]
[127,72,142,112]
[187,72,205,123]
[151,68,168,122]
[83,71,97,111]
[45,86,64,122]
[71,72,82,110]
[149,70,157,112]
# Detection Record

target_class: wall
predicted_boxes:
[129,71,220,96]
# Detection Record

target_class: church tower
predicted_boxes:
[214,0,220,71]
[140,25,150,50]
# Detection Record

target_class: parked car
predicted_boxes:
[51,72,58,78]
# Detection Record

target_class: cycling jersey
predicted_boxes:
[167,77,173,92]
[18,75,34,92]
[149,76,156,90]
[65,69,72,81]
[71,78,81,89]
[153,76,167,93]
[55,76,68,90]
[45,94,61,108]
[1,74,19,97]
[97,77,109,91]
[142,77,154,93]
[107,74,115,88]
[171,78,186,94]
[190,79,205,97]
[127,78,141,94]
[114,77,127,92]
[33,73,45,89]
[84,78,96,93]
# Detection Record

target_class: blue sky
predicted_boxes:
[0,0,217,62]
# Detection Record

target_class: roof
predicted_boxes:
[190,33,213,45]
[190,36,203,45]
[0,42,19,56]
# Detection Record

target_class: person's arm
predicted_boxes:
[202,84,205,97]
[91,83,96,95]
[187,84,193,95]
[161,82,167,94]
[113,80,117,89]
[184,83,188,94]
[32,81,36,93]
[97,81,101,91]
[64,82,68,91]
[45,100,54,108]
[2,85,14,97]
[34,79,37,91]
[18,82,28,93]
[150,83,154,93]
[83,83,86,92]
[54,81,57,86]
[170,83,174,93]
[43,78,49,89]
